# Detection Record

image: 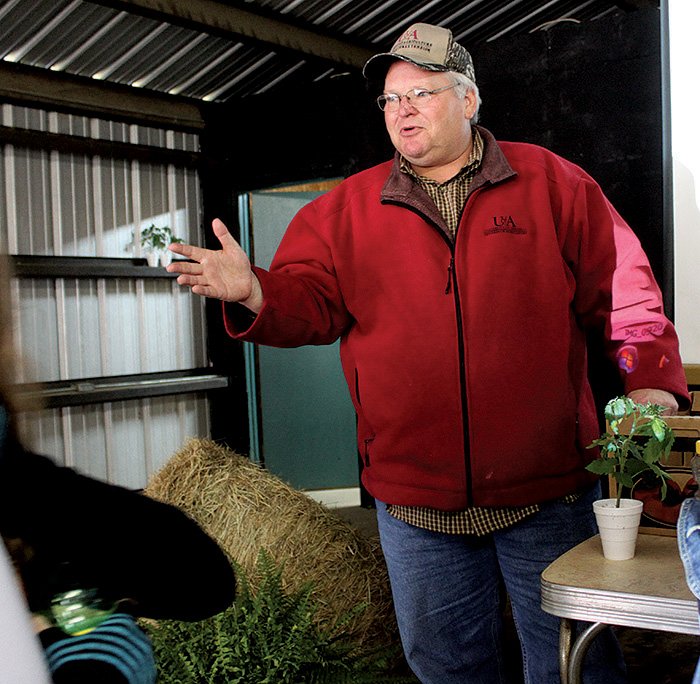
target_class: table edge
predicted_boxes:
[541,577,700,635]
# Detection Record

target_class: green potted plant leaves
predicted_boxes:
[138,224,182,267]
[586,396,675,560]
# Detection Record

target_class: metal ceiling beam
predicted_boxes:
[93,0,374,68]
[0,62,205,130]
[0,124,201,166]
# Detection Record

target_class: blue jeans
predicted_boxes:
[677,496,700,684]
[376,483,627,684]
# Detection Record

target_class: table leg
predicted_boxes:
[568,622,608,684]
[559,618,573,684]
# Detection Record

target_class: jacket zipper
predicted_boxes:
[444,245,473,506]
[445,257,454,294]
[384,196,477,506]
[449,187,488,507]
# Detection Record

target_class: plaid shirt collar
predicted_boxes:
[399,127,484,184]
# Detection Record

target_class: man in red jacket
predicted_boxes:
[168,23,688,684]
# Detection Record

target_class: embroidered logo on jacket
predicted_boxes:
[483,216,527,236]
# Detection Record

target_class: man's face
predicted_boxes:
[383,61,474,175]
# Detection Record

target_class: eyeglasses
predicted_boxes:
[376,83,459,112]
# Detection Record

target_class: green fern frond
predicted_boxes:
[145,548,416,684]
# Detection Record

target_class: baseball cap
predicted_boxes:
[363,23,476,83]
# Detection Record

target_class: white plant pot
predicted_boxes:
[159,250,172,268]
[145,251,160,267]
[593,498,644,561]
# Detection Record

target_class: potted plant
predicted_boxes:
[138,224,182,267]
[586,396,675,560]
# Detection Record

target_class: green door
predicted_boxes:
[241,189,358,491]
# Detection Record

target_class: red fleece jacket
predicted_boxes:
[226,127,689,509]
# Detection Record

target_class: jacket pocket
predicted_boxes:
[362,436,375,467]
[354,369,375,467]
[354,368,362,407]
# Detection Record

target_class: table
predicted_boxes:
[540,533,700,684]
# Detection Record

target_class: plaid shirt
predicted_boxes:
[388,128,577,535]
[399,128,483,239]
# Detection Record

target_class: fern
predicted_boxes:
[145,549,417,684]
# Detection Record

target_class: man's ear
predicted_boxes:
[464,90,477,121]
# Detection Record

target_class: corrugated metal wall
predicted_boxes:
[1,103,210,488]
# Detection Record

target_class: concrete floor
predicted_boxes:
[334,504,379,537]
[333,505,700,684]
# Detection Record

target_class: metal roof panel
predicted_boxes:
[0,0,643,105]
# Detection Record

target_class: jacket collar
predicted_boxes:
[380,125,516,205]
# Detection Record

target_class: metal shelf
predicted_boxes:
[10,254,183,279]
[15,369,229,408]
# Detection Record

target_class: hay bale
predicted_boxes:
[143,438,399,652]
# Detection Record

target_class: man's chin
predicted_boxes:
[397,148,428,166]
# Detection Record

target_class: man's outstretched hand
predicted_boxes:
[167,218,263,312]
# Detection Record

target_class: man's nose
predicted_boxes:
[398,96,417,114]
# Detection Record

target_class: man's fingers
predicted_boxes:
[168,241,193,257]
[175,273,204,287]
[166,219,245,303]
[212,218,228,238]
[212,218,240,252]
[627,388,679,414]
[167,219,240,265]
[191,284,217,297]
[167,242,211,267]
[169,242,211,263]
[167,259,201,275]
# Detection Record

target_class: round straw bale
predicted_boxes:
[143,438,399,653]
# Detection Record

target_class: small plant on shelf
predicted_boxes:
[586,396,675,508]
[134,223,183,267]
[138,223,182,253]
